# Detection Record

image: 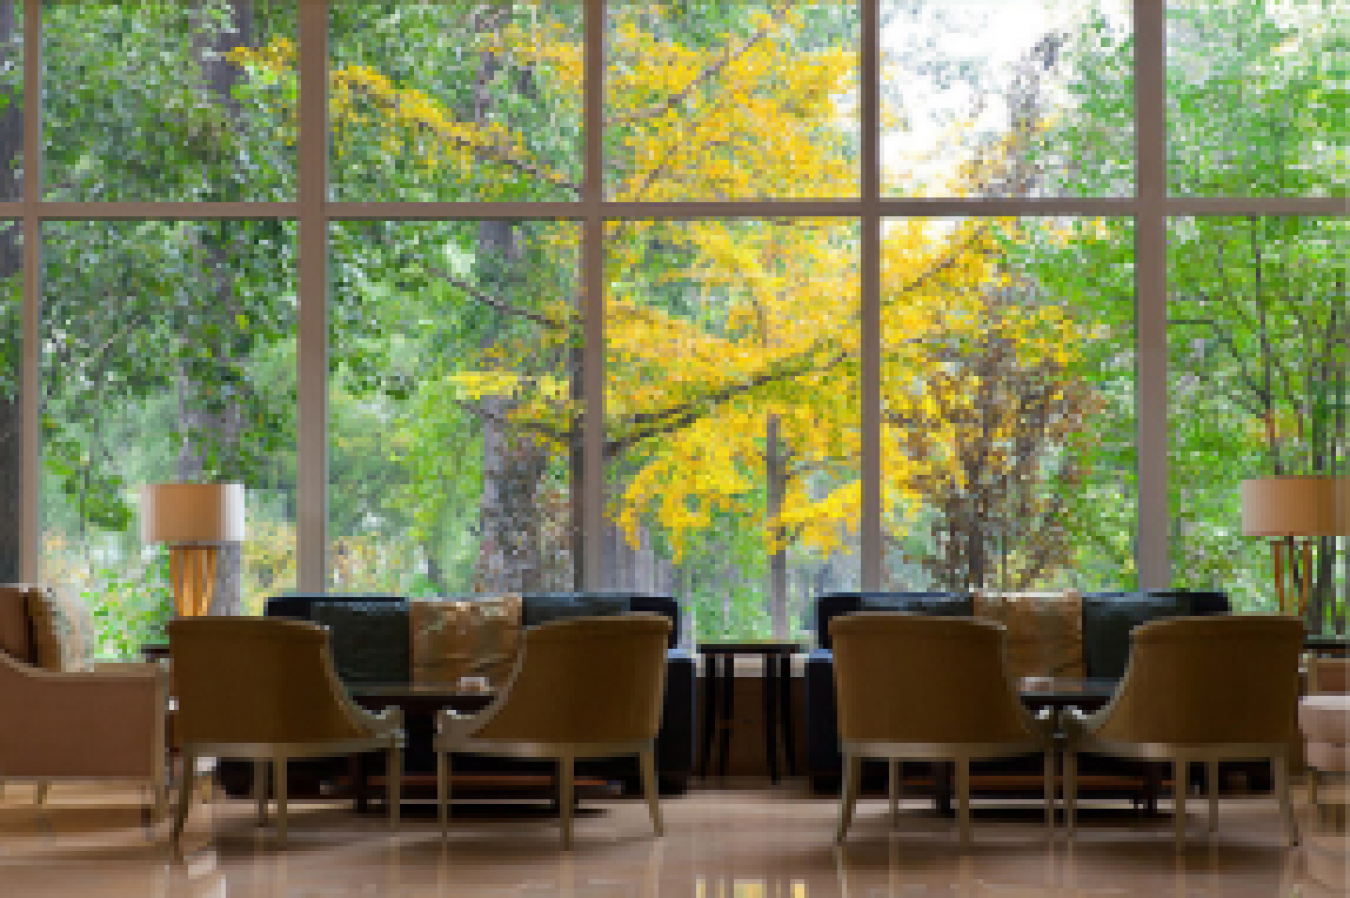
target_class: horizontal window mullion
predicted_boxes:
[1157,198,1349,216]
[29,202,300,220]
[15,198,1339,221]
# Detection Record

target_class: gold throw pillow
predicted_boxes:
[410,595,522,688]
[974,589,1084,680]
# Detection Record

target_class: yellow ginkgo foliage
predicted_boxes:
[229,7,1094,622]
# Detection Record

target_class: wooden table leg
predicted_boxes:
[780,654,796,776]
[718,655,735,776]
[699,656,718,777]
[764,654,779,784]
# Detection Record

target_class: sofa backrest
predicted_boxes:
[813,592,972,651]
[522,593,681,648]
[265,591,685,680]
[265,593,404,622]
[1081,590,1230,679]
[811,588,1230,674]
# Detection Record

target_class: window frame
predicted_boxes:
[10,0,1344,594]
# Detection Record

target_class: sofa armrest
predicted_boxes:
[657,650,696,777]
[804,649,841,778]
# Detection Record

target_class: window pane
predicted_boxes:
[882,217,1137,592]
[1169,216,1347,629]
[881,1,1134,198]
[0,4,21,201]
[43,1,297,202]
[329,2,582,202]
[605,3,859,201]
[0,220,20,582]
[606,219,861,643]
[41,220,297,657]
[329,220,580,594]
[1167,0,1346,197]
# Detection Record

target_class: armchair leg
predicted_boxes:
[1173,755,1187,853]
[1044,750,1056,837]
[437,751,451,839]
[1273,753,1298,847]
[1207,758,1220,834]
[836,754,859,843]
[956,757,972,849]
[170,751,197,849]
[640,749,663,836]
[888,759,901,829]
[387,743,402,832]
[273,753,288,848]
[1064,750,1077,837]
[151,783,169,824]
[558,757,575,850]
[253,759,269,826]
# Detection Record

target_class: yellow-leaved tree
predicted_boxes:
[231,5,1094,633]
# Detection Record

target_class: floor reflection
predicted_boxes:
[1,783,1340,898]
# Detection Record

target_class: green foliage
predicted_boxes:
[81,552,173,661]
[1022,0,1346,621]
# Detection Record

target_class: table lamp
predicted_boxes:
[1241,475,1349,619]
[141,483,245,617]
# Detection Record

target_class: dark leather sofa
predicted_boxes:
[218,592,695,799]
[804,590,1231,798]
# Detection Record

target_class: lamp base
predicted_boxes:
[169,544,219,617]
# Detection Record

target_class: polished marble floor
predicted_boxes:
[0,778,1345,897]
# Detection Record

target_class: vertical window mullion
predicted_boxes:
[20,0,41,581]
[1136,0,1169,588]
[582,0,606,589]
[297,0,329,591]
[860,0,881,589]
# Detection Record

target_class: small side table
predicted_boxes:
[140,643,171,664]
[1306,635,1350,657]
[698,642,802,783]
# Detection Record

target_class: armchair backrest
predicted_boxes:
[1093,615,1304,745]
[476,614,671,744]
[0,584,35,664]
[167,617,369,746]
[829,612,1035,744]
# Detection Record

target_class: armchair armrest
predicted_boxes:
[0,654,167,779]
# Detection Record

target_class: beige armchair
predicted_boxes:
[0,583,169,819]
[167,617,404,849]
[1062,615,1304,851]
[435,614,671,849]
[829,613,1056,847]
[0,650,169,818]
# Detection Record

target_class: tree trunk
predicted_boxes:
[174,0,254,615]
[467,17,567,593]
[766,414,789,638]
[474,396,552,593]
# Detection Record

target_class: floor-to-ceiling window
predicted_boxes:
[2,0,1343,654]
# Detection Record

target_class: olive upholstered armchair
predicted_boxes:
[167,617,404,849]
[1062,615,1304,851]
[829,613,1056,847]
[434,614,670,849]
